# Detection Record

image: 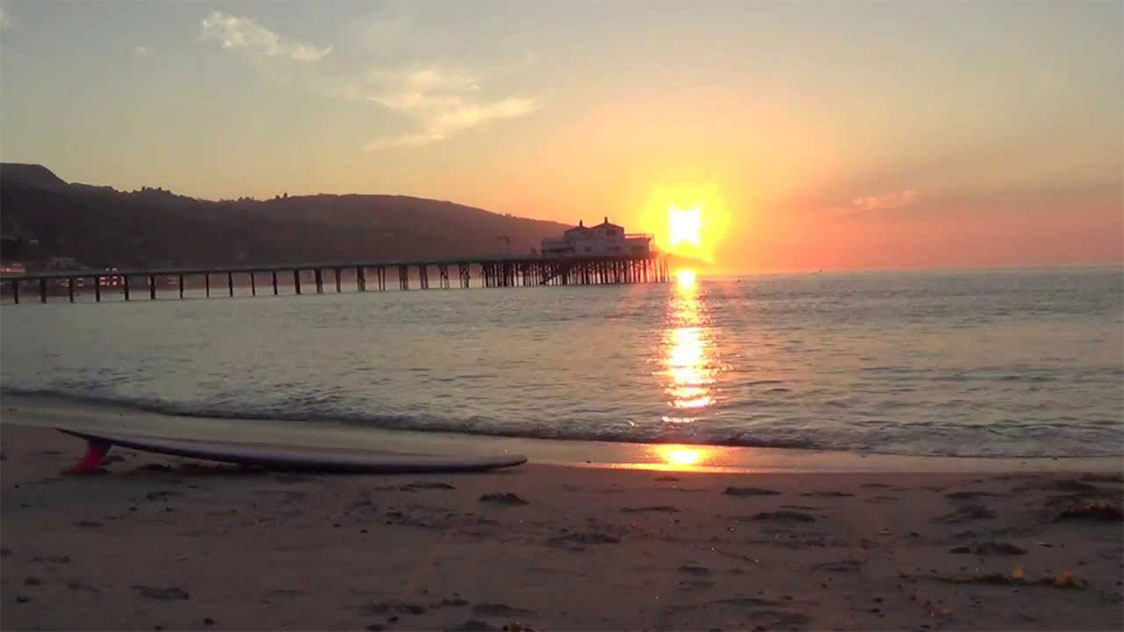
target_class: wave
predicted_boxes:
[4,386,1120,459]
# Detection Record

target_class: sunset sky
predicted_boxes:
[1,1,1120,272]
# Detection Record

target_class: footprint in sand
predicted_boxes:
[934,504,996,523]
[546,532,621,550]
[812,559,864,573]
[747,511,817,523]
[478,492,528,506]
[1081,473,1123,484]
[361,599,426,615]
[449,620,497,632]
[66,581,100,596]
[621,505,679,513]
[944,491,1001,500]
[949,542,1027,555]
[472,603,534,616]
[724,486,781,497]
[132,585,190,601]
[678,579,715,591]
[678,564,712,576]
[402,482,456,491]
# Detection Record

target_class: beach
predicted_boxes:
[2,1,1122,630]
[2,421,1121,631]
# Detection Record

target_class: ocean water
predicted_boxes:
[1,267,1121,458]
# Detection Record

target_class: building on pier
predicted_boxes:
[540,217,652,258]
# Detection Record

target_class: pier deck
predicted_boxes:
[0,253,670,305]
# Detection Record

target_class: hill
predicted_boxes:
[0,164,571,270]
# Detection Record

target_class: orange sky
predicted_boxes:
[1,1,1120,272]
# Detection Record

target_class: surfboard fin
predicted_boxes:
[68,438,112,474]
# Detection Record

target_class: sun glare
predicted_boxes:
[656,445,703,467]
[636,183,731,264]
[669,205,702,247]
[675,268,697,288]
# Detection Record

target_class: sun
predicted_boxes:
[636,182,731,264]
[669,204,702,247]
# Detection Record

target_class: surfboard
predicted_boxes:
[59,428,527,474]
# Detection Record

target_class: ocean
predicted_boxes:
[1,266,1121,458]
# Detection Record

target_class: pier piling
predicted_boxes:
[3,253,668,306]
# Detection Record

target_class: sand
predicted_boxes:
[2,423,1122,631]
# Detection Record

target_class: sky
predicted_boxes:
[0,0,1120,272]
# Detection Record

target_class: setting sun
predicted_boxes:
[669,205,702,247]
[637,183,732,264]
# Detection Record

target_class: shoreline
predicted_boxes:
[2,423,1122,631]
[2,393,1120,475]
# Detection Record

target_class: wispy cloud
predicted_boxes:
[194,11,538,151]
[852,190,919,211]
[132,45,152,57]
[0,5,11,30]
[829,189,920,215]
[200,11,331,62]
[362,67,538,150]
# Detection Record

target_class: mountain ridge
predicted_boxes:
[0,163,572,270]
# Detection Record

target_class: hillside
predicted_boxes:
[0,164,571,270]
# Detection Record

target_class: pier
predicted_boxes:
[0,253,670,305]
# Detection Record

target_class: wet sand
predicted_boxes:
[2,423,1122,631]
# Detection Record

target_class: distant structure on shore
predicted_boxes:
[540,217,652,257]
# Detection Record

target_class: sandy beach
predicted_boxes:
[1,422,1121,632]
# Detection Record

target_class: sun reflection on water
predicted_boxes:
[661,268,718,423]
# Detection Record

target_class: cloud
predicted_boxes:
[362,66,538,150]
[132,45,152,57]
[0,5,11,30]
[200,11,331,62]
[828,189,920,215]
[193,9,538,151]
[852,190,919,211]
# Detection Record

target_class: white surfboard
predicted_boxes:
[59,428,527,473]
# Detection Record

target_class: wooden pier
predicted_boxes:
[0,253,670,305]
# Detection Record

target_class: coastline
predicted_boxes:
[2,402,1122,630]
[2,393,1120,474]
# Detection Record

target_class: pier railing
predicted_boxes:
[0,253,670,305]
